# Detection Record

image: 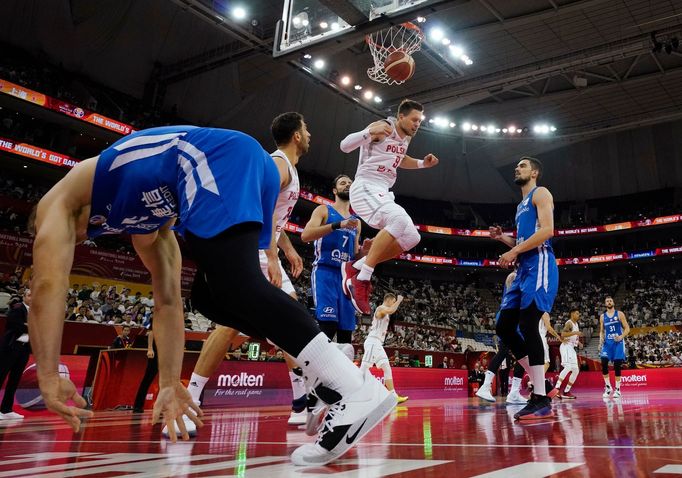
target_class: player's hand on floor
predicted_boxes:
[39,373,94,432]
[152,382,203,442]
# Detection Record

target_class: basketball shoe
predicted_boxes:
[291,369,397,466]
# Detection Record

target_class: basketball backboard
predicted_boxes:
[273,0,446,58]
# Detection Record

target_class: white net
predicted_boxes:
[366,22,424,85]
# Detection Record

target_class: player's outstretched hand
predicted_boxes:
[152,382,204,443]
[368,120,392,142]
[423,153,439,168]
[39,373,94,432]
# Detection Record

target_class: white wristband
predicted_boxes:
[417,160,425,168]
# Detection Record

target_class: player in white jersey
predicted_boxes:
[554,309,582,399]
[360,293,408,403]
[339,99,439,315]
[166,113,310,437]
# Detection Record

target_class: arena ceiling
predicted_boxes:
[1,0,682,203]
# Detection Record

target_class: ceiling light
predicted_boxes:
[550,125,557,132]
[320,21,328,29]
[502,128,508,133]
[354,84,362,90]
[430,28,444,41]
[442,38,451,45]
[416,16,426,23]
[449,122,456,128]
[471,124,479,131]
[303,53,312,60]
[449,45,463,57]
[462,122,471,131]
[313,59,325,69]
[232,6,247,20]
[429,118,435,124]
[374,96,382,103]
[331,22,340,30]
[480,125,487,132]
[341,76,351,85]
[487,125,495,134]
[364,90,373,99]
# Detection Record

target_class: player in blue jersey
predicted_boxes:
[28,126,396,465]
[599,296,630,398]
[301,174,369,344]
[490,156,559,420]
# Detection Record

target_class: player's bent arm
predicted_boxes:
[561,321,577,339]
[382,296,404,316]
[300,205,331,242]
[340,128,372,153]
[132,222,184,388]
[511,187,554,255]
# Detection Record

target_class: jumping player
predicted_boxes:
[29,125,396,466]
[491,156,559,420]
[360,293,408,403]
[301,174,367,344]
[600,297,630,399]
[554,309,582,399]
[339,99,439,314]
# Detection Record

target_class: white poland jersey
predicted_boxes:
[566,320,580,347]
[354,117,411,189]
[271,149,299,242]
[368,307,390,344]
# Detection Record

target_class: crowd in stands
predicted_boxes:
[622,273,682,328]
[628,330,682,367]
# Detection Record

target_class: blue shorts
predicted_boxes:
[312,265,356,332]
[601,341,626,361]
[501,250,558,312]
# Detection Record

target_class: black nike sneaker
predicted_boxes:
[513,393,554,421]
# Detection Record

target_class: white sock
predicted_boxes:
[289,370,306,400]
[510,377,522,394]
[187,373,209,404]
[296,332,363,396]
[556,367,570,388]
[357,264,374,281]
[352,256,367,270]
[529,365,546,396]
[483,370,495,387]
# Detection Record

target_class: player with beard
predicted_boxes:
[599,296,630,398]
[339,99,439,315]
[491,157,559,420]
[302,174,369,344]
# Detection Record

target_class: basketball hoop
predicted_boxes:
[366,22,424,85]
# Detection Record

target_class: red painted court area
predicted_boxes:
[1,390,681,477]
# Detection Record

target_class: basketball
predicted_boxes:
[384,51,415,82]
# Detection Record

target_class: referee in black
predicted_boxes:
[0,288,31,419]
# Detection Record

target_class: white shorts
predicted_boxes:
[350,180,409,230]
[362,337,389,367]
[258,250,295,296]
[560,343,578,367]
[542,335,550,364]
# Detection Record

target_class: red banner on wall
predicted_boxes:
[0,136,80,168]
[0,78,135,135]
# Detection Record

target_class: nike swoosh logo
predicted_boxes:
[345,418,367,444]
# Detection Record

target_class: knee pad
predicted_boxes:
[384,212,420,251]
[519,305,545,366]
[601,358,610,375]
[614,359,623,376]
[378,360,392,380]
